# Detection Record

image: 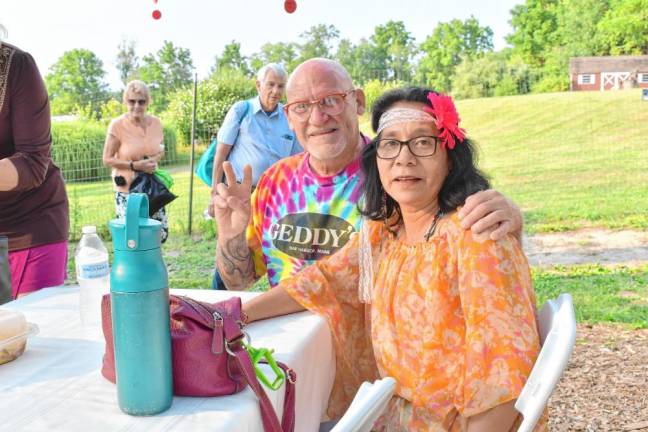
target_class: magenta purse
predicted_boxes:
[101,294,295,432]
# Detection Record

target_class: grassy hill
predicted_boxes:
[362,89,648,233]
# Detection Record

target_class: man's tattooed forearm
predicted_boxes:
[217,232,255,290]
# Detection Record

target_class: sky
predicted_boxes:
[3,0,523,90]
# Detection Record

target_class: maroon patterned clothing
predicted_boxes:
[0,43,69,251]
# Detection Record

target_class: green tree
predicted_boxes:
[249,42,299,73]
[598,0,648,54]
[298,24,340,62]
[556,0,610,56]
[506,0,560,67]
[416,16,493,92]
[212,40,250,76]
[45,48,109,116]
[371,21,416,82]
[138,41,194,113]
[530,46,571,92]
[115,38,139,87]
[506,0,613,93]
[335,38,385,84]
[452,50,533,99]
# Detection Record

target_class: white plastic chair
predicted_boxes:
[515,293,577,432]
[330,377,396,432]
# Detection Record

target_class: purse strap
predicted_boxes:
[275,361,296,432]
[229,339,296,432]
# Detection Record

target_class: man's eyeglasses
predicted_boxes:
[127,99,147,106]
[376,136,439,159]
[284,89,355,120]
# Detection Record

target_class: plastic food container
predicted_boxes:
[0,309,39,365]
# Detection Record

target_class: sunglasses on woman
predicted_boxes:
[127,99,147,106]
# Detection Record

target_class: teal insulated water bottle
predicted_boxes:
[108,193,173,415]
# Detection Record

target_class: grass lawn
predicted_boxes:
[533,264,648,329]
[456,89,648,233]
[66,167,215,241]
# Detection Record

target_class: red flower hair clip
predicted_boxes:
[423,92,466,150]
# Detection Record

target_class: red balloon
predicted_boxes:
[284,0,297,13]
[152,9,162,20]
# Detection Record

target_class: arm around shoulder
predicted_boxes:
[4,50,52,191]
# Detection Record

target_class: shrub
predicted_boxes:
[165,69,256,146]
[452,52,533,100]
[363,79,404,112]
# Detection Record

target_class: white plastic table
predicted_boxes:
[0,287,335,432]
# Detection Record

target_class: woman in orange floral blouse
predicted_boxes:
[243,87,543,431]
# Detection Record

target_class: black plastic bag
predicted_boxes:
[129,172,178,216]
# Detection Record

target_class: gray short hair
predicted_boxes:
[257,63,287,82]
[122,80,151,103]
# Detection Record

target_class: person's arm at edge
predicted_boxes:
[243,285,304,323]
[211,101,247,193]
[1,51,50,192]
[102,130,129,170]
[211,142,233,193]
[0,159,19,191]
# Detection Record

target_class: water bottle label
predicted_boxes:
[79,262,110,279]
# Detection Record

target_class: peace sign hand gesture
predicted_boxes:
[211,162,253,240]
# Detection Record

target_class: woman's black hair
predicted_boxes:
[360,86,490,223]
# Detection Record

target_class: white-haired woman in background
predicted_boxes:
[102,80,168,242]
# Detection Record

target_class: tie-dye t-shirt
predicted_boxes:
[246,150,365,287]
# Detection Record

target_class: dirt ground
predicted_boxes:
[524,228,648,267]
[524,229,648,431]
[547,324,648,431]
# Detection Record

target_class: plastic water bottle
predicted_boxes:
[76,225,110,326]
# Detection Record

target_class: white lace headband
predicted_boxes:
[376,107,435,135]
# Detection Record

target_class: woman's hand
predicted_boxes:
[466,400,519,431]
[151,148,165,164]
[134,158,157,174]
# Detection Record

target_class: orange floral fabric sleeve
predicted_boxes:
[278,232,379,418]
[454,229,540,417]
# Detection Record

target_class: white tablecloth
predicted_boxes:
[0,287,335,432]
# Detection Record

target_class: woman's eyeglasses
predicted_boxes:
[127,99,147,106]
[284,89,355,121]
[376,136,439,159]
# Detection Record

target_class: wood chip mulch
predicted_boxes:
[548,324,648,431]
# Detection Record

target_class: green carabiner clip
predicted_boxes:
[243,342,285,391]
